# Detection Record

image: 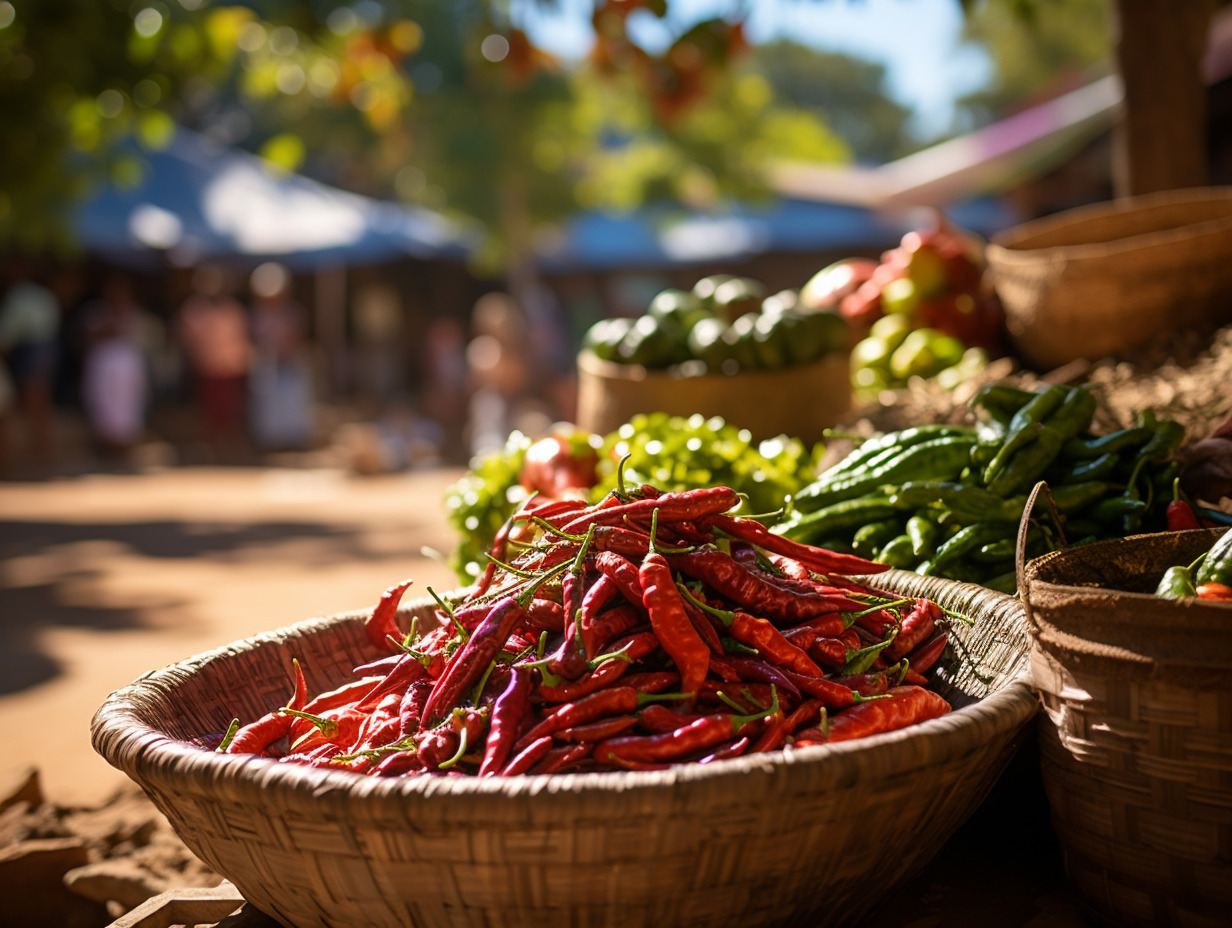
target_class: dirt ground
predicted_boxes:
[0,464,465,806]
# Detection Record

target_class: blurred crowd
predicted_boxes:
[0,257,577,478]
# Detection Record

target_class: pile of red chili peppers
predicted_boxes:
[213,483,955,775]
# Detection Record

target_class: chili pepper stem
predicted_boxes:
[216,718,240,752]
[439,724,470,770]
[279,707,340,738]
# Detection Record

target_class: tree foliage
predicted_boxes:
[953,0,1111,132]
[0,0,890,266]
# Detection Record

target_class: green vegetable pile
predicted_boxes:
[443,413,824,584]
[583,276,848,374]
[773,382,1188,592]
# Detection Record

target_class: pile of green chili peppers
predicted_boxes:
[773,382,1187,593]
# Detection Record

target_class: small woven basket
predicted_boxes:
[985,187,1232,370]
[93,572,1034,928]
[1022,528,1232,928]
[575,348,851,446]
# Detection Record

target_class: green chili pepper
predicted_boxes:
[1061,426,1153,460]
[875,534,917,569]
[890,481,1022,524]
[853,519,904,558]
[1156,565,1197,600]
[905,514,938,558]
[778,497,899,544]
[792,435,976,513]
[1134,419,1186,465]
[969,383,1037,425]
[919,522,1014,578]
[1195,530,1232,587]
[1057,452,1119,483]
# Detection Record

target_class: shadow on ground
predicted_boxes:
[0,518,378,695]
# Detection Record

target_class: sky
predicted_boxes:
[515,0,992,140]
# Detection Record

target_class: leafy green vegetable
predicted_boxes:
[443,415,825,583]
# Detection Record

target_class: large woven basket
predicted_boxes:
[575,348,851,445]
[1022,528,1232,928]
[985,187,1232,370]
[93,571,1034,928]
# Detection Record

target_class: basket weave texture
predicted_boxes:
[575,348,851,445]
[985,187,1232,370]
[1023,529,1232,928]
[93,571,1033,928]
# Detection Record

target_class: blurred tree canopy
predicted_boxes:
[0,0,871,268]
[953,0,1110,133]
[0,0,1122,268]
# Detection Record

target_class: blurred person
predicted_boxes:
[247,262,314,451]
[465,291,536,458]
[176,265,252,457]
[80,274,149,459]
[0,258,61,467]
[420,316,468,462]
[353,283,404,403]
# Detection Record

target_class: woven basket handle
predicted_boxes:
[1015,480,1064,632]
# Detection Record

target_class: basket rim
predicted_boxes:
[91,601,1038,806]
[576,346,848,386]
[986,185,1232,261]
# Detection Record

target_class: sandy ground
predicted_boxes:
[0,464,466,806]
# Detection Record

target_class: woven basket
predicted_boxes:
[1022,528,1232,928]
[984,187,1232,370]
[575,348,851,445]
[93,572,1034,928]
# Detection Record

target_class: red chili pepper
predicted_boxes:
[669,547,864,623]
[697,736,750,764]
[886,598,942,661]
[534,629,659,702]
[523,597,566,634]
[1167,500,1202,531]
[528,742,594,774]
[288,659,308,711]
[681,597,726,655]
[499,735,554,775]
[372,750,423,777]
[715,656,803,699]
[592,550,646,606]
[561,486,740,535]
[904,632,949,675]
[516,684,688,750]
[829,668,895,699]
[355,652,429,711]
[822,685,950,743]
[805,636,849,670]
[680,585,824,677]
[363,578,413,652]
[777,668,857,709]
[397,679,433,739]
[699,513,889,577]
[620,670,680,693]
[1196,582,1232,602]
[225,709,293,756]
[477,667,533,776]
[637,703,706,733]
[581,602,644,655]
[554,715,639,742]
[640,511,710,695]
[301,677,381,715]
[594,694,776,766]
[419,595,527,727]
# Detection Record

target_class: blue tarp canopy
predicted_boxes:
[73,130,474,271]
[537,196,1018,273]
